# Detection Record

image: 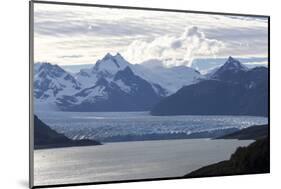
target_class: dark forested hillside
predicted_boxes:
[185,137,269,177]
[34,115,101,149]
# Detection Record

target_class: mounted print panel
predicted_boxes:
[30,1,269,188]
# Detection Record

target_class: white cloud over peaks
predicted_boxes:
[123,26,224,66]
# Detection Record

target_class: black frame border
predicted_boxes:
[29,1,270,188]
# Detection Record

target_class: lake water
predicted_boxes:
[34,139,253,186]
[35,111,268,141]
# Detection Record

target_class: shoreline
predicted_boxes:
[34,138,252,186]
[34,124,267,149]
[183,125,269,177]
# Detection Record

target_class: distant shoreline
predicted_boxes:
[73,124,267,143]
[34,124,267,149]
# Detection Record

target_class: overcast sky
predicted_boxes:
[34,3,268,67]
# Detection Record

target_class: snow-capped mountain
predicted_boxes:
[75,53,130,88]
[56,66,166,111]
[75,53,169,97]
[94,52,130,76]
[34,53,206,112]
[76,54,203,95]
[132,59,204,94]
[34,62,81,101]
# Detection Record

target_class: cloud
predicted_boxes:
[33,3,268,67]
[243,61,268,66]
[34,19,159,38]
[58,55,83,59]
[123,26,224,66]
[34,5,166,38]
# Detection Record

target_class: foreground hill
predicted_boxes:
[34,115,101,149]
[185,125,269,177]
[185,137,269,177]
[151,57,268,116]
[217,125,268,140]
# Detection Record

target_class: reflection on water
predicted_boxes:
[34,139,253,186]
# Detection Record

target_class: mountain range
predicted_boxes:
[34,54,268,115]
[34,53,203,112]
[151,56,268,116]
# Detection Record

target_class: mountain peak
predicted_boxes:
[36,62,66,78]
[38,62,53,70]
[228,56,235,61]
[102,52,124,61]
[224,56,247,70]
[103,52,114,60]
[93,53,130,76]
[226,56,238,63]
[115,52,122,58]
[34,62,81,100]
[211,56,248,81]
[214,56,248,74]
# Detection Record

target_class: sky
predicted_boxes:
[34,3,268,69]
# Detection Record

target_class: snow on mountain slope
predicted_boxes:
[75,67,98,88]
[75,53,203,95]
[133,59,204,94]
[75,53,130,88]
[76,77,110,102]
[75,53,169,96]
[34,62,82,102]
[56,66,166,111]
[94,52,130,76]
[34,53,206,111]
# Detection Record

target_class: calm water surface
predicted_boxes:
[34,139,253,186]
